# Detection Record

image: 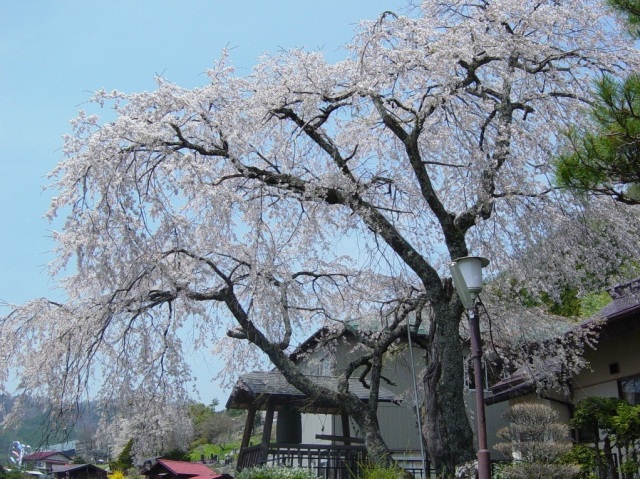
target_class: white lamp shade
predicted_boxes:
[454,256,489,295]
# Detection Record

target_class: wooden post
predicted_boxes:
[259,398,276,464]
[241,404,257,450]
[340,413,351,446]
[237,404,258,471]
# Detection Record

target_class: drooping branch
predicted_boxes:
[272,105,358,182]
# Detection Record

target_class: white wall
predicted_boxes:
[572,326,640,402]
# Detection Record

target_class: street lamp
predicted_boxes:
[450,256,491,479]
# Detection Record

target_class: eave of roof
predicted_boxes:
[579,300,640,335]
[190,475,229,479]
[24,452,71,461]
[485,380,537,405]
[52,464,104,474]
[226,370,399,413]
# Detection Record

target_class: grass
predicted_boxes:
[189,435,262,462]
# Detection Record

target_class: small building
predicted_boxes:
[52,464,108,479]
[227,370,400,475]
[487,277,640,411]
[141,458,232,479]
[22,452,72,475]
[486,277,640,478]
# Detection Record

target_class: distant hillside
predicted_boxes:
[0,394,100,464]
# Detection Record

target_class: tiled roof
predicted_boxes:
[52,464,106,474]
[578,279,640,336]
[226,370,399,413]
[143,459,230,479]
[23,452,71,462]
[24,452,57,460]
[155,459,214,476]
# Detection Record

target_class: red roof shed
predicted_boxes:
[143,458,232,479]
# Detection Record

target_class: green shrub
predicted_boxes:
[0,466,24,479]
[497,462,580,479]
[356,462,407,479]
[560,444,599,479]
[235,466,319,479]
[161,448,191,461]
[495,403,579,479]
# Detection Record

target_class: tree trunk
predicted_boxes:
[593,432,606,479]
[603,436,617,479]
[328,390,395,468]
[422,303,475,477]
[362,411,392,465]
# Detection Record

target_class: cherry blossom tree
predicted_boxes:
[2,0,640,476]
[97,402,193,465]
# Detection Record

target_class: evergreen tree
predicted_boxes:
[609,0,640,36]
[556,0,640,204]
[111,439,134,472]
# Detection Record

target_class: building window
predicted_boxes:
[619,375,640,405]
[300,355,333,376]
[317,357,331,376]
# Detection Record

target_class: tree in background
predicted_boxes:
[190,401,243,452]
[110,439,134,472]
[611,401,640,479]
[555,74,640,204]
[555,0,640,204]
[97,403,193,463]
[2,1,639,476]
[571,397,621,479]
[609,0,640,35]
[190,401,217,447]
[571,397,640,479]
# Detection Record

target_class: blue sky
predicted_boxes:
[0,1,408,405]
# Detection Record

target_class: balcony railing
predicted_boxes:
[237,443,366,479]
[236,444,435,478]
